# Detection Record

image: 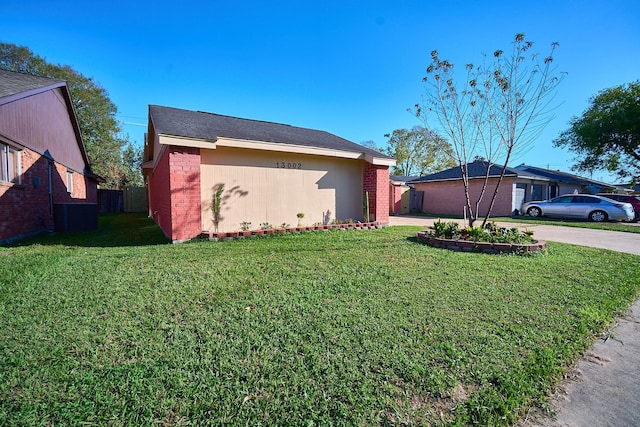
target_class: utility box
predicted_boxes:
[53,203,98,232]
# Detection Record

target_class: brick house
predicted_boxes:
[410,160,619,217]
[142,105,395,242]
[0,70,99,243]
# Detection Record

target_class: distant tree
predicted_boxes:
[414,33,564,227]
[0,42,129,188]
[383,126,456,176]
[119,141,144,188]
[554,81,640,182]
[360,140,380,151]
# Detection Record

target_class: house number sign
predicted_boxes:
[275,162,302,169]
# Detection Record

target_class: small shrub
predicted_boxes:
[430,219,459,239]
[210,184,225,232]
[260,223,274,230]
[430,219,448,237]
[429,220,534,244]
[240,221,252,231]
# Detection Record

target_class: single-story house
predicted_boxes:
[142,105,395,242]
[614,184,640,194]
[0,70,99,243]
[410,160,620,217]
[513,164,620,197]
[389,175,418,215]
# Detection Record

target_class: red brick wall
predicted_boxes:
[148,146,202,242]
[169,147,201,242]
[0,146,98,242]
[413,177,514,217]
[148,146,172,240]
[50,162,96,203]
[389,183,402,214]
[363,163,390,223]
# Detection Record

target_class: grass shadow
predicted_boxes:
[6,213,169,248]
[405,235,420,244]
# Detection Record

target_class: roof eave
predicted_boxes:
[364,153,396,166]
[157,133,393,163]
[0,81,66,106]
[412,173,519,184]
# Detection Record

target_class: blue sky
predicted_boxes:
[2,0,639,182]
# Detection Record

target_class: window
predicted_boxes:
[531,184,544,201]
[66,170,74,194]
[0,143,21,184]
[551,196,573,203]
[573,196,599,204]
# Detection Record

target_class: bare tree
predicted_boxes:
[415,33,564,227]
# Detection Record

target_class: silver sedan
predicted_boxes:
[521,194,635,222]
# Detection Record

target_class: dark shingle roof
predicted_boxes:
[149,105,392,159]
[514,164,615,188]
[390,175,420,182]
[410,161,522,183]
[0,69,64,100]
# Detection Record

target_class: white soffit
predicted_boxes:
[365,153,396,166]
[215,137,363,159]
[158,133,394,163]
[158,134,217,149]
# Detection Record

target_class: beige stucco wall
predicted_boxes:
[201,147,364,232]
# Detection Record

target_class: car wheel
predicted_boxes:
[527,207,542,217]
[589,210,608,222]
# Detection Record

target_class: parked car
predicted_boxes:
[597,193,640,221]
[521,194,635,222]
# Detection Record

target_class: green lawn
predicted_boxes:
[1,214,639,425]
[414,212,640,234]
[493,216,640,234]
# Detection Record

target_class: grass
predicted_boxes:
[492,216,640,234]
[414,212,640,234]
[1,214,639,425]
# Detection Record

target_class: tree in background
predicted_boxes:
[359,140,380,151]
[119,141,144,188]
[554,81,639,184]
[383,126,456,176]
[0,43,143,189]
[415,34,564,227]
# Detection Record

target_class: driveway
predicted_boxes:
[388,215,640,255]
[389,215,640,426]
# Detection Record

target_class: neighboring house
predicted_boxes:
[513,164,619,197]
[0,70,99,243]
[613,183,640,194]
[409,160,619,217]
[389,175,418,215]
[142,105,395,242]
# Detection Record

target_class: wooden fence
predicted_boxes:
[98,187,148,213]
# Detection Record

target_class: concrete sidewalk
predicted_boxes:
[388,215,640,426]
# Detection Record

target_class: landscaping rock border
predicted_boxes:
[202,222,384,241]
[416,231,546,255]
